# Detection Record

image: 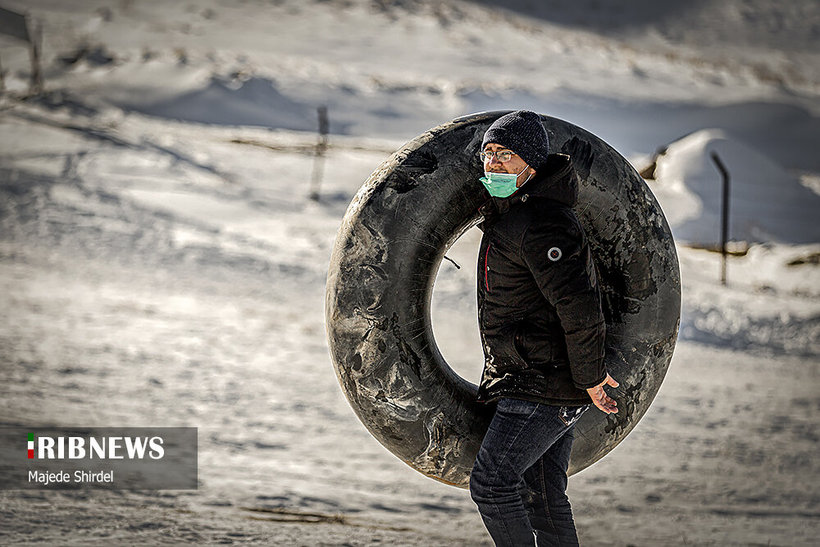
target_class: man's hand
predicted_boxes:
[587,374,619,414]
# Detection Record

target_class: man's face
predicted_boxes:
[482,142,536,188]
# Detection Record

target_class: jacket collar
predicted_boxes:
[478,153,577,218]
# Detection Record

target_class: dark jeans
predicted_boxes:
[470,398,589,546]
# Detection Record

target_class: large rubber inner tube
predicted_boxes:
[325,111,680,487]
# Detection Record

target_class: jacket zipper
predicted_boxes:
[484,243,491,292]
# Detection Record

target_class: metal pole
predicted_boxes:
[710,151,730,285]
[27,18,43,95]
[309,106,329,201]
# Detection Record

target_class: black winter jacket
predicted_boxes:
[476,153,607,405]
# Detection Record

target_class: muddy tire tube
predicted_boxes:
[325,111,681,487]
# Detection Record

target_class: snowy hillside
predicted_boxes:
[649,129,820,246]
[1,0,818,165]
[1,0,818,545]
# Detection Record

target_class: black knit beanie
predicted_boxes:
[481,110,550,171]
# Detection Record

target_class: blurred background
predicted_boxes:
[1,1,818,545]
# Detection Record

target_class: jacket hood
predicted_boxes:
[480,154,578,217]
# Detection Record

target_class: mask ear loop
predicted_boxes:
[518,166,534,188]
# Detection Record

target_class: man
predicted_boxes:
[469,110,619,546]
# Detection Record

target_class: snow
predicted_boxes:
[1,0,818,545]
[650,129,820,246]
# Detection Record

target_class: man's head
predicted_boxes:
[481,110,550,188]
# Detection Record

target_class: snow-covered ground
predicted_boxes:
[0,0,818,545]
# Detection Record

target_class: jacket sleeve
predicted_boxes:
[521,212,607,389]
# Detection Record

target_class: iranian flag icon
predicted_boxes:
[28,433,34,459]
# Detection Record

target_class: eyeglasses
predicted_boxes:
[479,149,516,163]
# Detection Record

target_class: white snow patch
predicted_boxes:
[650,129,820,245]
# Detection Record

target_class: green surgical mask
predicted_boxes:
[480,166,531,198]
